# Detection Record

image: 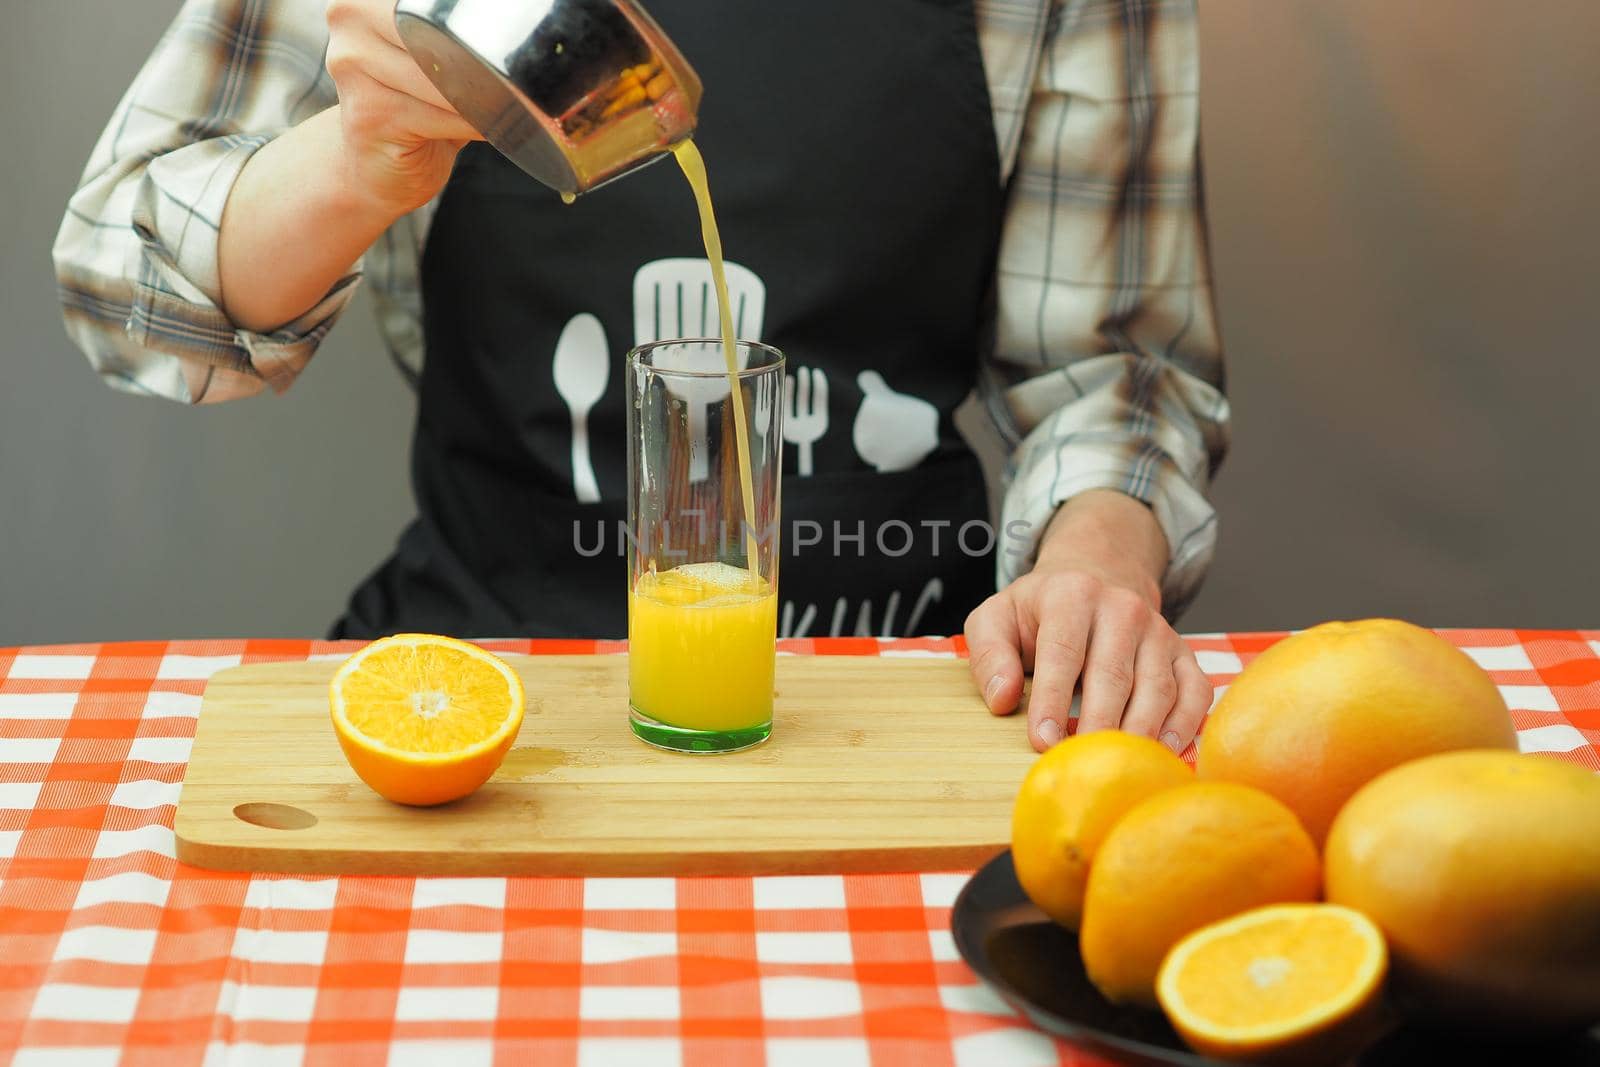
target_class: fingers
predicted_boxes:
[328,0,404,50]
[367,0,406,49]
[394,97,480,144]
[1119,631,1182,741]
[1026,581,1095,751]
[341,73,481,145]
[359,38,459,115]
[1076,591,1145,735]
[328,0,475,130]
[989,567,1204,757]
[965,596,1024,717]
[1159,646,1213,755]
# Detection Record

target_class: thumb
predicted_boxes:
[856,370,889,397]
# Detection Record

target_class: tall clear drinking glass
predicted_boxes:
[626,340,784,753]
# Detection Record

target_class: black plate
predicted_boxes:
[951,850,1600,1067]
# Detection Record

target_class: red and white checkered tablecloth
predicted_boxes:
[1,632,1597,1067]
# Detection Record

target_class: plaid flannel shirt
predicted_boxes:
[52,0,1229,616]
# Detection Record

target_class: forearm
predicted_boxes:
[218,107,397,333]
[985,0,1227,613]
[1037,489,1169,611]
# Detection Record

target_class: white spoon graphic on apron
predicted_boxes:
[551,313,610,503]
[632,258,767,483]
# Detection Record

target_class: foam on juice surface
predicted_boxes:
[674,561,757,589]
[639,562,770,605]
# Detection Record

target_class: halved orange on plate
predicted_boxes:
[330,634,525,806]
[1156,903,1388,1065]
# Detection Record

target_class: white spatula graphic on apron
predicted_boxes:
[552,313,610,503]
[633,258,767,482]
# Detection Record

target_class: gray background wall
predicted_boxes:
[2,1,1596,645]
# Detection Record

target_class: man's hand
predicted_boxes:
[220,1,483,333]
[965,490,1212,753]
[325,0,482,216]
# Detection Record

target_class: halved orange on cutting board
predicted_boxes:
[330,634,525,806]
[1156,904,1389,1065]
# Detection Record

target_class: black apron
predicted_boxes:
[335,0,1005,639]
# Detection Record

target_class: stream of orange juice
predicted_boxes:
[671,139,760,566]
[626,141,775,735]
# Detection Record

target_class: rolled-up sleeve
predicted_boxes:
[986,0,1230,619]
[52,0,347,404]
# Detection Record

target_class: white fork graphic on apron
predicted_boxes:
[783,367,828,476]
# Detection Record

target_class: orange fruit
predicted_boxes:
[1011,731,1192,930]
[1325,750,1600,1035]
[1157,904,1388,1066]
[1080,781,1322,1005]
[330,634,525,806]
[1197,619,1516,844]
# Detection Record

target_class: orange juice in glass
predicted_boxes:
[626,340,784,752]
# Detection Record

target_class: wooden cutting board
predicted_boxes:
[175,654,1039,877]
